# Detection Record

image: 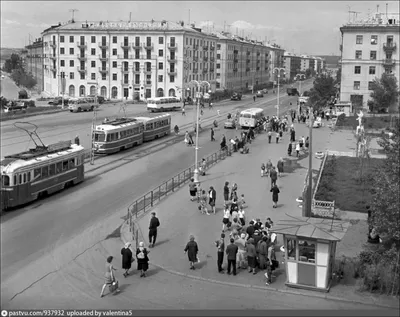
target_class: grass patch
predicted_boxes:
[314,156,383,212]
[336,115,399,130]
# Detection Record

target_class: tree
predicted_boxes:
[305,68,312,78]
[335,67,342,85]
[2,53,22,73]
[370,121,400,248]
[368,73,400,113]
[307,73,337,111]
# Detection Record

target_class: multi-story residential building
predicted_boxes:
[24,38,44,93]
[268,44,285,83]
[41,20,217,100]
[300,55,311,73]
[339,12,400,110]
[212,32,278,92]
[283,52,302,80]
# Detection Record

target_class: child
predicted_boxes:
[276,132,280,144]
[222,207,231,232]
[240,194,246,209]
[261,163,266,177]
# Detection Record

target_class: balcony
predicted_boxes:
[121,80,130,86]
[193,56,199,62]
[144,69,152,73]
[98,42,109,49]
[77,54,87,61]
[233,58,238,63]
[246,51,251,56]
[256,67,260,71]
[203,57,208,62]
[233,67,238,72]
[202,68,208,73]
[167,56,177,63]
[99,67,109,74]
[168,43,177,50]
[193,68,199,73]
[76,67,87,73]
[210,45,215,51]
[49,41,57,48]
[140,54,157,60]
[49,55,57,61]
[382,58,395,67]
[121,43,131,49]
[203,45,209,51]
[193,44,199,50]
[77,42,87,49]
[132,81,141,86]
[210,68,214,73]
[98,55,108,61]
[246,59,250,63]
[210,57,215,62]
[132,42,142,49]
[383,43,397,52]
[145,81,152,86]
[168,69,177,76]
[246,67,250,72]
[118,54,133,60]
[121,68,130,74]
[50,66,57,73]
[142,42,154,50]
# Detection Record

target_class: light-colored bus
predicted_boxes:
[135,114,171,142]
[69,97,99,113]
[239,108,264,128]
[146,97,181,112]
[93,118,144,154]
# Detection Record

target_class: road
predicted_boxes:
[0,73,20,100]
[0,82,313,306]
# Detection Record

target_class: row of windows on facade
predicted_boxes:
[58,35,176,45]
[353,65,379,75]
[353,81,380,91]
[58,60,177,70]
[55,47,180,58]
[355,35,395,45]
[354,50,394,60]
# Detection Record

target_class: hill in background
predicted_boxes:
[0,47,24,62]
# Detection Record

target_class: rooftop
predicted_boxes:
[342,12,399,28]
[272,215,350,242]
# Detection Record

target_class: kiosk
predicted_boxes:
[273,216,350,292]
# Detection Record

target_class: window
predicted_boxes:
[159,37,164,44]
[102,74,106,80]
[356,35,363,44]
[298,240,315,262]
[34,168,41,180]
[91,48,96,55]
[60,60,65,67]
[19,174,22,184]
[60,48,65,55]
[91,73,96,80]
[69,36,74,43]
[355,50,362,59]
[56,162,62,174]
[369,66,376,75]
[158,75,163,82]
[170,75,175,83]
[80,73,85,80]
[217,53,221,59]
[371,35,378,45]
[91,36,96,43]
[112,61,117,68]
[113,36,117,43]
[112,49,117,55]
[112,74,117,81]
[159,62,163,70]
[69,60,74,67]
[368,81,374,90]
[354,66,361,74]
[70,72,74,79]
[62,160,69,171]
[370,51,377,60]
[217,44,221,50]
[91,61,96,67]
[135,74,140,84]
[69,48,74,55]
[353,81,360,90]
[159,49,163,57]
[216,63,220,69]
[60,36,65,43]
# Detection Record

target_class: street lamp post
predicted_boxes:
[295,73,306,96]
[306,105,313,217]
[273,67,285,118]
[189,80,211,184]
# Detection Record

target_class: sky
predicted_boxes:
[1,1,399,55]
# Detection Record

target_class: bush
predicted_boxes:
[18,89,28,99]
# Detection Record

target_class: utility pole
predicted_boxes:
[69,9,78,22]
[306,106,313,217]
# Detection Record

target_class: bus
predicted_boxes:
[68,97,99,113]
[93,117,144,154]
[135,114,171,142]
[1,140,85,210]
[239,108,264,128]
[146,97,182,112]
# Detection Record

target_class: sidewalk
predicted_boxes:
[121,123,398,308]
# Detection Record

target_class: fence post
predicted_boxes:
[158,186,161,201]
[172,177,175,192]
[151,191,153,207]
[135,200,138,218]
[184,170,186,183]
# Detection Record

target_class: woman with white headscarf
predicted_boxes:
[121,242,134,277]
[136,241,150,277]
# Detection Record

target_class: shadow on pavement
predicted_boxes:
[154,239,170,248]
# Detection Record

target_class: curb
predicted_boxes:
[120,211,398,309]
[0,109,66,122]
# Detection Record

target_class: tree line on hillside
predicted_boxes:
[2,53,37,89]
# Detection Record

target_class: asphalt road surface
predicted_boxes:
[1,82,313,306]
[0,73,20,100]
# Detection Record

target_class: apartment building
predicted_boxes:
[283,52,302,80]
[339,12,400,110]
[41,20,217,100]
[23,38,44,93]
[268,44,285,83]
[212,32,277,92]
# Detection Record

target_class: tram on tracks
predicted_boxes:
[1,123,85,210]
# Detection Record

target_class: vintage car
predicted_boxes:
[231,92,242,101]
[224,118,236,129]
[256,90,264,97]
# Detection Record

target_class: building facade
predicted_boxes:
[269,45,285,84]
[24,39,44,93]
[41,20,218,100]
[212,32,276,92]
[339,12,400,110]
[283,52,302,80]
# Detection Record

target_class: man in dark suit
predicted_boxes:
[148,212,160,248]
[225,238,239,276]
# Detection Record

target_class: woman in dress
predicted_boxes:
[184,235,199,270]
[100,256,120,298]
[277,158,284,177]
[188,178,197,201]
[121,242,133,277]
[270,184,280,208]
[200,189,210,215]
[223,181,230,207]
[136,241,150,277]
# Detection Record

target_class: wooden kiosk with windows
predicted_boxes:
[272,216,350,292]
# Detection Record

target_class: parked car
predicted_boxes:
[48,97,69,106]
[287,88,300,96]
[231,92,242,101]
[256,90,264,97]
[3,101,27,113]
[88,95,105,104]
[224,118,236,129]
[262,88,268,94]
